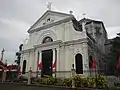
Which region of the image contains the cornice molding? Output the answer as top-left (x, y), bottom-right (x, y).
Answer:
top-left (63, 38), bottom-right (88, 46)
top-left (21, 38), bottom-right (88, 53)
top-left (21, 48), bottom-right (34, 54)
top-left (34, 40), bottom-right (62, 48)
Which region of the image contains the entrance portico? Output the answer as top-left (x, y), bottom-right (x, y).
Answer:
top-left (34, 40), bottom-right (61, 77)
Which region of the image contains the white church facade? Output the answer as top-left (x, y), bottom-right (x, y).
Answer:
top-left (20, 10), bottom-right (108, 78)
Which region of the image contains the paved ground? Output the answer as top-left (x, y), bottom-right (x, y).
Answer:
top-left (0, 83), bottom-right (71, 90)
top-left (0, 83), bottom-right (111, 90)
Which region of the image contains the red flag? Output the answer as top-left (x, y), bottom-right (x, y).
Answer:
top-left (117, 56), bottom-right (120, 69)
top-left (52, 60), bottom-right (56, 68)
top-left (38, 62), bottom-right (42, 70)
top-left (92, 58), bottom-right (97, 69)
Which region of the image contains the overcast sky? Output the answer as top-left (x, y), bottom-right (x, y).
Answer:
top-left (0, 0), bottom-right (120, 64)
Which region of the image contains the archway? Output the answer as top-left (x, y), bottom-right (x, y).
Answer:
top-left (75, 53), bottom-right (83, 74)
top-left (22, 60), bottom-right (27, 74)
top-left (41, 37), bottom-right (53, 77)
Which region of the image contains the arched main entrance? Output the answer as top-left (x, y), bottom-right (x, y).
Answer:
top-left (41, 36), bottom-right (53, 77)
top-left (75, 53), bottom-right (83, 74)
top-left (41, 49), bottom-right (53, 77)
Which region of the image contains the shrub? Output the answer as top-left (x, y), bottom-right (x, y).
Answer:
top-left (46, 77), bottom-right (57, 85)
top-left (96, 75), bottom-right (108, 88)
top-left (82, 77), bottom-right (89, 87)
top-left (89, 75), bottom-right (108, 88)
top-left (55, 78), bottom-right (64, 86)
top-left (88, 76), bottom-right (96, 87)
top-left (73, 75), bottom-right (83, 87)
top-left (63, 78), bottom-right (72, 87)
top-left (39, 77), bottom-right (57, 85)
top-left (38, 75), bottom-right (108, 88)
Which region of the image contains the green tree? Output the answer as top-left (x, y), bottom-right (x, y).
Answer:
top-left (14, 44), bottom-right (23, 66)
top-left (15, 52), bottom-right (21, 65)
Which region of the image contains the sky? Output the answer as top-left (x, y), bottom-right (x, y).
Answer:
top-left (0, 0), bottom-right (120, 64)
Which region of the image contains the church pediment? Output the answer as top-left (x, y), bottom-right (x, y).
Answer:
top-left (28, 10), bottom-right (73, 33)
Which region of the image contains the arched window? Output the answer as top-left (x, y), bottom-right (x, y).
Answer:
top-left (89, 56), bottom-right (93, 68)
top-left (75, 53), bottom-right (83, 74)
top-left (22, 60), bottom-right (26, 74)
top-left (42, 37), bottom-right (53, 43)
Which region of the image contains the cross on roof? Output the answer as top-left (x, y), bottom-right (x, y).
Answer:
top-left (47, 2), bottom-right (52, 11)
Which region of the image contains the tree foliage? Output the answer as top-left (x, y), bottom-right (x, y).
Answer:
top-left (14, 44), bottom-right (23, 66)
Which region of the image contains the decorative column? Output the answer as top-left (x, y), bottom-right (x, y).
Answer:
top-left (37, 51), bottom-right (42, 78)
top-left (52, 48), bottom-right (56, 77)
top-left (56, 48), bottom-right (59, 77)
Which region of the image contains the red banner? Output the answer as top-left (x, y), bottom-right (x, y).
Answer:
top-left (38, 62), bottom-right (42, 70)
top-left (92, 58), bottom-right (97, 69)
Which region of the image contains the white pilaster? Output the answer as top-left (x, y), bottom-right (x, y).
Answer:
top-left (56, 48), bottom-right (60, 77)
top-left (82, 43), bottom-right (89, 76)
top-left (52, 48), bottom-right (56, 77)
top-left (38, 51), bottom-right (42, 77)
